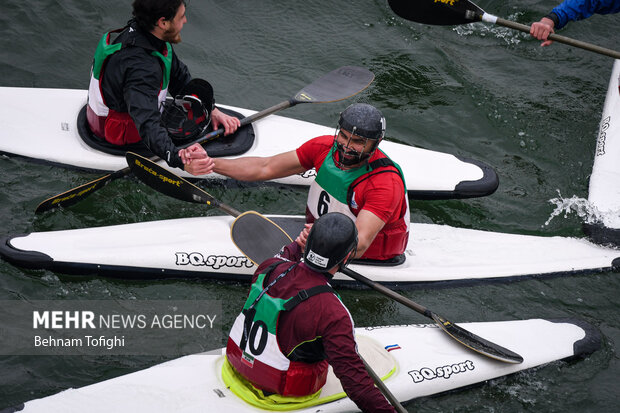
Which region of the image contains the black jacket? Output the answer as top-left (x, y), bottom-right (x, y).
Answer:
top-left (101, 21), bottom-right (191, 168)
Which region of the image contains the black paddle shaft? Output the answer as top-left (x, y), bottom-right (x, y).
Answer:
top-left (230, 212), bottom-right (408, 411)
top-left (35, 66), bottom-right (374, 214)
top-left (229, 212), bottom-right (524, 364)
top-left (340, 267), bottom-right (523, 364)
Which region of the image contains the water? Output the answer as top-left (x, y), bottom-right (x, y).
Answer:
top-left (1, 0), bottom-right (619, 411)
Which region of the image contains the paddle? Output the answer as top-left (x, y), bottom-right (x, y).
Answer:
top-left (338, 267), bottom-right (523, 364)
top-left (360, 355), bottom-right (407, 413)
top-left (127, 151), bottom-right (524, 365)
top-left (387, 0), bottom-right (620, 59)
top-left (126, 152), bottom-right (407, 411)
top-left (127, 152), bottom-right (297, 264)
top-left (35, 66), bottom-right (375, 214)
top-left (231, 212), bottom-right (524, 365)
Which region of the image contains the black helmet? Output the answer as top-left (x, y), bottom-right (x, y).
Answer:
top-left (338, 103), bottom-right (386, 141)
top-left (160, 78), bottom-right (214, 144)
top-left (333, 103), bottom-right (386, 167)
top-left (303, 213), bottom-right (358, 273)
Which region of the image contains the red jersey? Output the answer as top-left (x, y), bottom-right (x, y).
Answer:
top-left (296, 135), bottom-right (409, 260)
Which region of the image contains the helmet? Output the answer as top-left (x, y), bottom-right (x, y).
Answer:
top-left (160, 78), bottom-right (214, 144)
top-left (333, 103), bottom-right (386, 167)
top-left (303, 213), bottom-right (358, 273)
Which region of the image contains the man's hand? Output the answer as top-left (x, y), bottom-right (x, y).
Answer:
top-left (211, 107), bottom-right (241, 136)
top-left (179, 143), bottom-right (214, 176)
top-left (295, 223), bottom-right (313, 251)
top-left (530, 17), bottom-right (555, 47)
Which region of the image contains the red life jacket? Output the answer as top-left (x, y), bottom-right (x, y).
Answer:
top-left (226, 262), bottom-right (335, 396)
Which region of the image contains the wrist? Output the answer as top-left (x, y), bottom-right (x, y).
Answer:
top-left (543, 13), bottom-right (558, 28)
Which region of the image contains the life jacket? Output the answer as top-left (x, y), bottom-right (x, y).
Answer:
top-left (86, 26), bottom-right (172, 145)
top-left (226, 261), bottom-right (337, 397)
top-left (306, 142), bottom-right (410, 260)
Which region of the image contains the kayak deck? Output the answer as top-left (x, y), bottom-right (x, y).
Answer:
top-left (0, 86), bottom-right (498, 200)
top-left (585, 59), bottom-right (620, 246)
top-left (1, 215), bottom-right (618, 286)
top-left (10, 319), bottom-right (600, 412)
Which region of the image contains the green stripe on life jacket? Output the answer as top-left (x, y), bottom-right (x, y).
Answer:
top-left (91, 30), bottom-right (172, 90)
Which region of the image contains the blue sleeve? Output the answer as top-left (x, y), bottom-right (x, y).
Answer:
top-left (551, 0), bottom-right (620, 29)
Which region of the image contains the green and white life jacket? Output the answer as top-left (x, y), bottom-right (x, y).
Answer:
top-left (226, 261), bottom-right (337, 397)
top-left (86, 26), bottom-right (172, 143)
top-left (306, 143), bottom-right (410, 260)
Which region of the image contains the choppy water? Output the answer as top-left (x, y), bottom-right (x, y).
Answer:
top-left (0, 0), bottom-right (618, 411)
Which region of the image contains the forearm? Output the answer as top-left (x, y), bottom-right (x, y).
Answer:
top-left (213, 157), bottom-right (274, 181)
top-left (353, 210), bottom-right (386, 258)
top-left (122, 64), bottom-right (183, 168)
top-left (325, 332), bottom-right (394, 412)
top-left (128, 99), bottom-right (183, 168)
top-left (213, 150), bottom-right (305, 182)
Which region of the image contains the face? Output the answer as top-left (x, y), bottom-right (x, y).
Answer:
top-left (335, 128), bottom-right (373, 168)
top-left (161, 4), bottom-right (187, 44)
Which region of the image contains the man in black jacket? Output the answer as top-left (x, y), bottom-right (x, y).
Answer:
top-left (87, 0), bottom-right (239, 175)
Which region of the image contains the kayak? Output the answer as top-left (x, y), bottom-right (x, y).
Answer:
top-left (0, 86), bottom-right (498, 200)
top-left (584, 59), bottom-right (620, 246)
top-left (2, 215), bottom-right (618, 285)
top-left (5, 318), bottom-right (600, 412)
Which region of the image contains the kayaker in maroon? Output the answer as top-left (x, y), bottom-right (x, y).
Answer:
top-left (226, 213), bottom-right (396, 412)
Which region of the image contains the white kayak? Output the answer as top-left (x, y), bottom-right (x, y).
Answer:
top-left (585, 59), bottom-right (620, 246)
top-left (1, 215), bottom-right (618, 285)
top-left (0, 86), bottom-right (498, 200)
top-left (6, 318), bottom-right (600, 412)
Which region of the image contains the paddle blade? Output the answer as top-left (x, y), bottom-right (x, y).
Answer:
top-left (431, 313), bottom-right (524, 364)
top-left (126, 152), bottom-right (216, 206)
top-left (293, 66), bottom-right (374, 104)
top-left (231, 211), bottom-right (293, 265)
top-left (388, 0), bottom-right (482, 25)
top-left (35, 174), bottom-right (115, 213)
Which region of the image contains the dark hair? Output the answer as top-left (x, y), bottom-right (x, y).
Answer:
top-left (132, 0), bottom-right (186, 32)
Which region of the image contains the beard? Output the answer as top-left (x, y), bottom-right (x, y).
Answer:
top-left (162, 28), bottom-right (182, 44)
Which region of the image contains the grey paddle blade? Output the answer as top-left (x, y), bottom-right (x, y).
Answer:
top-left (293, 66), bottom-right (374, 104)
top-left (431, 313), bottom-right (524, 364)
top-left (231, 211), bottom-right (293, 265)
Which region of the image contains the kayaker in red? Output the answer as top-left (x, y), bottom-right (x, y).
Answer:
top-left (226, 212), bottom-right (396, 412)
top-left (87, 0), bottom-right (240, 175)
top-left (209, 103), bottom-right (410, 261)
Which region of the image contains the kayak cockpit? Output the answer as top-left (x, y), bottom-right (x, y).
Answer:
top-left (219, 334), bottom-right (397, 411)
top-left (76, 105), bottom-right (256, 158)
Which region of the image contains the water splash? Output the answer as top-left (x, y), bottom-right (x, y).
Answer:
top-left (544, 190), bottom-right (604, 226)
top-left (453, 13), bottom-right (528, 46)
